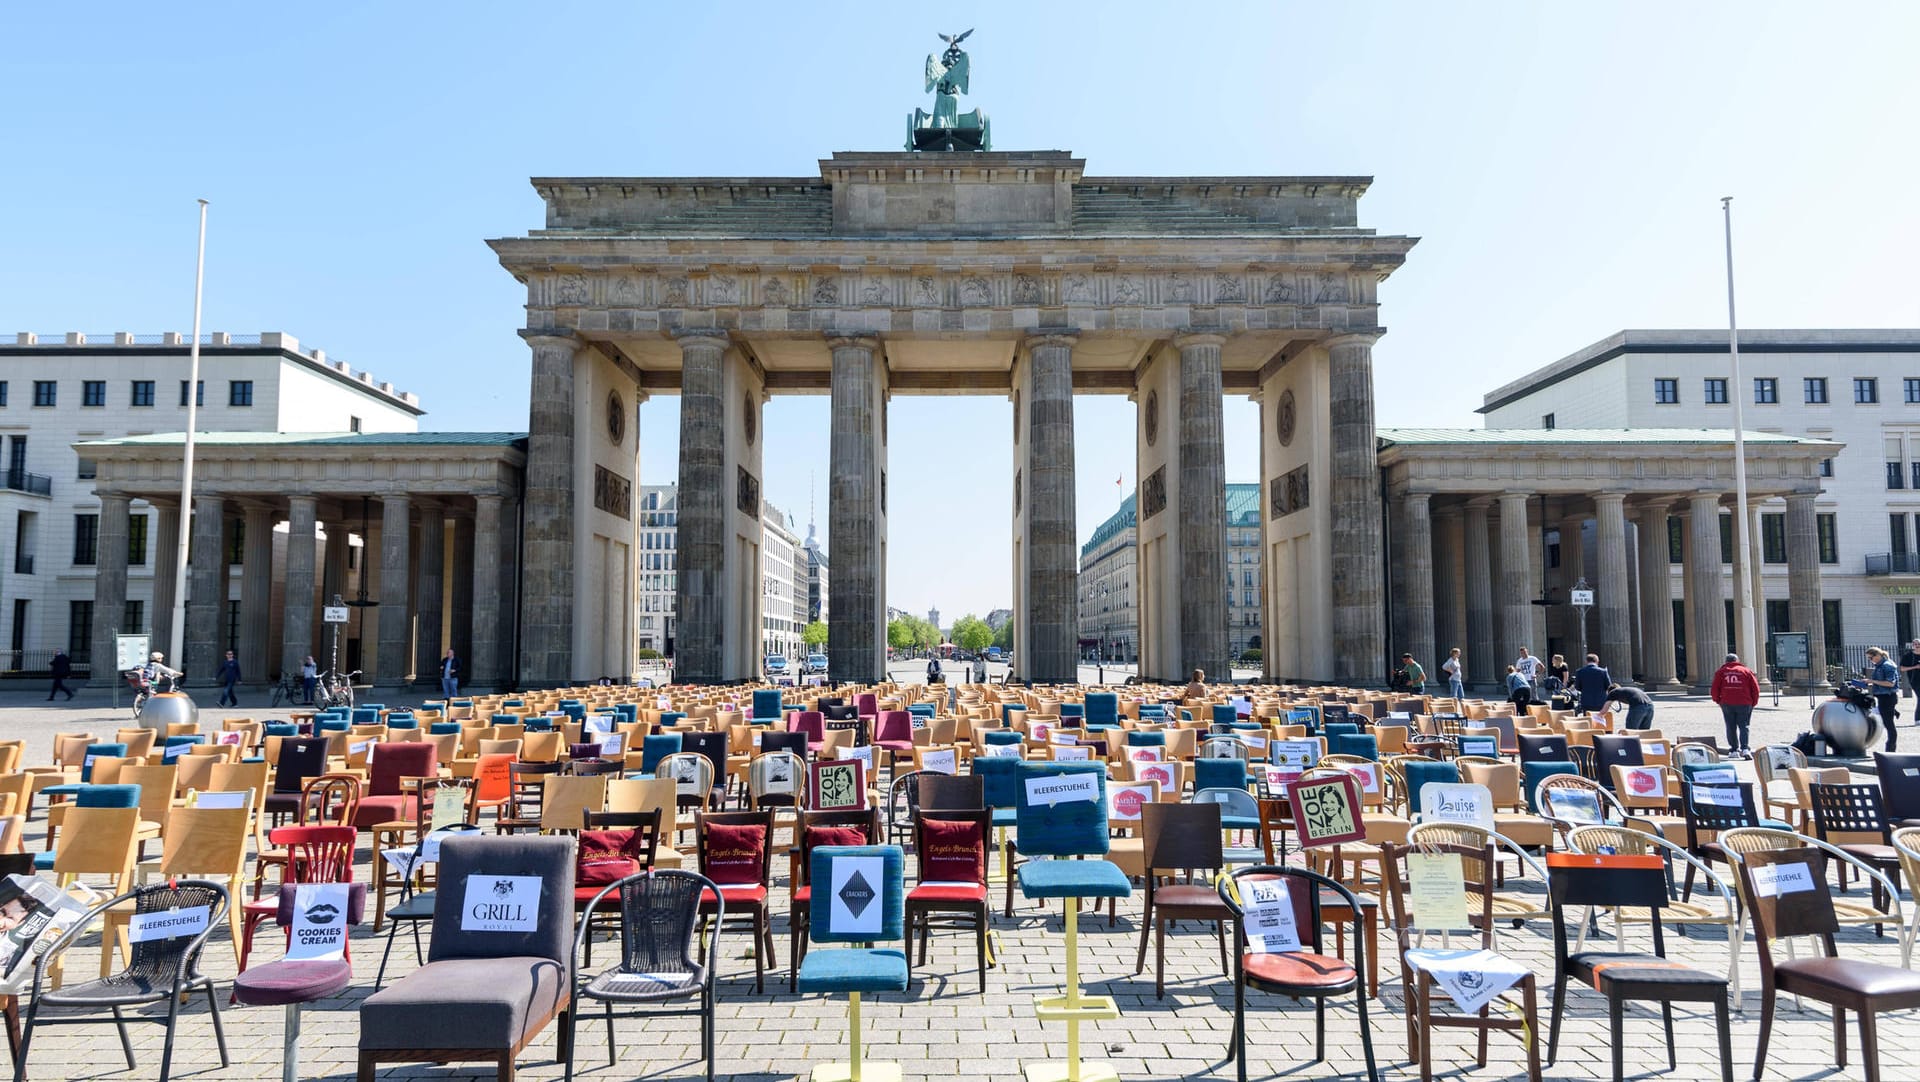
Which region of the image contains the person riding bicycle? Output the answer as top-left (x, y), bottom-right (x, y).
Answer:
top-left (142, 651), bottom-right (182, 693)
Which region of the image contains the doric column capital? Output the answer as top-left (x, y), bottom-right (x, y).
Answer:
top-left (518, 327), bottom-right (579, 350)
top-left (1593, 491), bottom-right (1629, 510)
top-left (96, 490), bottom-right (132, 508)
top-left (1404, 490), bottom-right (1431, 509)
top-left (1464, 494), bottom-right (1497, 511)
top-left (825, 331), bottom-right (880, 352)
top-left (671, 327), bottom-right (731, 352)
top-left (1026, 330), bottom-right (1079, 350)
top-left (1432, 501), bottom-right (1462, 521)
top-left (1171, 329), bottom-right (1227, 351)
top-left (1323, 331), bottom-right (1383, 352)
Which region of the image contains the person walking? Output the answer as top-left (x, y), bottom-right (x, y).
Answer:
top-left (1863, 645), bottom-right (1901, 752)
top-left (1605, 682), bottom-right (1656, 731)
top-left (1710, 652), bottom-right (1761, 758)
top-left (438, 648), bottom-right (461, 698)
top-left (1571, 653), bottom-right (1612, 714)
top-left (216, 650), bottom-right (242, 708)
top-left (1514, 647), bottom-right (1544, 692)
top-left (1899, 639), bottom-right (1920, 699)
top-left (972, 654), bottom-right (986, 684)
top-left (47, 648), bottom-right (74, 701)
top-left (300, 655), bottom-right (318, 705)
top-left (1399, 653), bottom-right (1426, 693)
top-left (1441, 647), bottom-right (1465, 700)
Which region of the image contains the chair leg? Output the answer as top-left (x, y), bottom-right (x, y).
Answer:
top-left (376, 924), bottom-right (399, 990)
top-left (157, 987), bottom-right (182, 1082)
top-left (497, 1050), bottom-right (514, 1082)
top-left (1132, 897), bottom-right (1152, 975)
top-left (206, 984), bottom-right (230, 1068)
top-left (605, 999), bottom-right (616, 1066)
top-left (1155, 916), bottom-right (1167, 999)
top-left (703, 987), bottom-right (716, 1082)
top-left (1861, 1007), bottom-right (1883, 1082)
top-left (1663, 1000), bottom-right (1677, 1071)
top-left (1232, 970), bottom-right (1247, 1082)
top-left (1609, 996), bottom-right (1625, 1082)
top-left (1752, 982), bottom-right (1776, 1082)
top-left (976, 909), bottom-right (988, 993)
top-left (1547, 974), bottom-right (1566, 1064)
top-left (112, 1005), bottom-right (136, 1070)
top-left (1715, 996), bottom-right (1734, 1082)
top-left (1522, 980), bottom-right (1543, 1082)
top-left (1832, 1006), bottom-right (1847, 1069)
top-left (1314, 996), bottom-right (1327, 1062)
top-left (1354, 981), bottom-right (1380, 1082)
top-left (755, 912), bottom-right (767, 994)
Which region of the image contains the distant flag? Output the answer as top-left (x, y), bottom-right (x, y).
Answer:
top-left (1116, 474), bottom-right (1123, 492)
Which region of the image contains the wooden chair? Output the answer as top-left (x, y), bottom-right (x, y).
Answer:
top-left (116, 803), bottom-right (251, 970)
top-left (1718, 827), bottom-right (1905, 948)
top-left (1809, 782), bottom-right (1905, 912)
top-left (47, 806), bottom-right (139, 989)
top-left (906, 806), bottom-right (993, 993)
top-left (1133, 801), bottom-right (1230, 997)
top-left (694, 808), bottom-right (777, 993)
top-left (539, 774), bottom-right (609, 834)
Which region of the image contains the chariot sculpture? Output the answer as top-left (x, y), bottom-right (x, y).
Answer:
top-left (908, 29), bottom-right (990, 151)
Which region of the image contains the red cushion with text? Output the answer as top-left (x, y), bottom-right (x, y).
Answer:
top-left (577, 828), bottom-right (646, 887)
top-left (919, 817), bottom-right (986, 884)
top-left (703, 822), bottom-right (768, 885)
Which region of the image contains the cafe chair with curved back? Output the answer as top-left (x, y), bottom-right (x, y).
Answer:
top-left (13, 880), bottom-right (231, 1082)
top-left (1218, 864), bottom-right (1378, 1082)
top-left (1544, 851), bottom-right (1733, 1082)
top-left (1717, 826), bottom-right (1906, 950)
top-left (797, 844), bottom-right (909, 1082)
top-left (906, 807), bottom-right (992, 992)
top-left (1740, 846), bottom-right (1920, 1082)
top-left (568, 869), bottom-right (722, 1082)
top-left (239, 825), bottom-right (355, 975)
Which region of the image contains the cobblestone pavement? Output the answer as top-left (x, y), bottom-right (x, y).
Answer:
top-left (4, 686), bottom-right (1916, 1081)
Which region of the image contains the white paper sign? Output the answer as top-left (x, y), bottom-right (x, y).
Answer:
top-left (1751, 861), bottom-right (1817, 898)
top-left (1690, 766), bottom-right (1738, 786)
top-left (1128, 746), bottom-right (1165, 763)
top-left (1049, 729), bottom-right (1078, 746)
top-left (1136, 763), bottom-right (1176, 791)
top-left (1242, 734), bottom-right (1269, 751)
top-left (837, 745), bottom-right (876, 771)
top-left (216, 731), bottom-right (246, 747)
top-left (1025, 772), bottom-right (1101, 807)
top-left (826, 854), bottom-right (884, 935)
top-left (669, 756), bottom-right (705, 795)
top-left (920, 748), bottom-right (958, 775)
top-left (128, 905), bottom-right (211, 943)
top-left (1031, 723), bottom-right (1052, 743)
top-left (1420, 783), bottom-right (1494, 828)
top-left (1049, 745), bottom-right (1089, 761)
top-left (1108, 784), bottom-right (1154, 821)
top-left (350, 740), bottom-right (373, 758)
top-left (1269, 740), bottom-right (1320, 772)
top-left (194, 790), bottom-right (250, 810)
top-left (1643, 741), bottom-right (1668, 757)
top-left (598, 732), bottom-right (626, 757)
top-left (985, 742), bottom-right (1023, 758)
top-left (1262, 765), bottom-right (1299, 798)
top-left (1242, 879), bottom-right (1303, 954)
top-left (1348, 763), bottom-right (1382, 795)
top-left (585, 715), bottom-right (615, 736)
top-left (286, 883), bottom-right (350, 961)
top-left (1692, 783), bottom-right (1745, 809)
top-left (757, 756), bottom-right (797, 795)
top-left (460, 874), bottom-right (542, 932)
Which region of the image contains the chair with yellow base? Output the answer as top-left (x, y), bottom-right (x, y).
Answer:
top-left (797, 844), bottom-right (908, 1082)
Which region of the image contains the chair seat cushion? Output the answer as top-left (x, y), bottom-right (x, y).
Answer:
top-left (991, 808), bottom-right (1018, 828)
top-left (1776, 957), bottom-right (1920, 998)
top-left (31, 850), bottom-right (53, 871)
top-left (1018, 859), bottom-right (1132, 899)
top-left (796, 947), bottom-right (909, 994)
top-left (1837, 843), bottom-right (1900, 864)
top-left (352, 795), bottom-right (416, 830)
top-left (583, 965), bottom-right (705, 1002)
top-left (233, 959), bottom-right (352, 1007)
top-left (700, 884), bottom-right (768, 907)
top-left (40, 783), bottom-right (83, 799)
top-left (1490, 814), bottom-right (1555, 847)
top-left (1220, 815), bottom-right (1262, 831)
top-left (386, 892), bottom-right (436, 920)
top-left (792, 885), bottom-right (811, 906)
top-left (1568, 951), bottom-right (1726, 989)
top-left (1153, 884), bottom-right (1229, 910)
top-left (359, 956), bottom-right (568, 1051)
top-left (877, 741), bottom-right (916, 754)
top-left (909, 883), bottom-right (988, 904)
top-left (1243, 951), bottom-right (1356, 990)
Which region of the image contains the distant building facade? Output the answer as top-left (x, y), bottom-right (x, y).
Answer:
top-left (635, 484), bottom-right (678, 656)
top-left (1078, 483), bottom-right (1263, 665)
top-left (761, 502), bottom-right (807, 661)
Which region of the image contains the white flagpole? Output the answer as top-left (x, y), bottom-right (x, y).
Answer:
top-left (168, 199), bottom-right (209, 662)
top-left (1723, 196), bottom-right (1757, 670)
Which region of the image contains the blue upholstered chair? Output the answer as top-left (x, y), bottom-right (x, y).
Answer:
top-left (660, 712), bottom-right (687, 729)
top-left (266, 722), bottom-right (299, 738)
top-left (1332, 732), bottom-right (1379, 762)
top-left (350, 707), bottom-right (379, 727)
top-left (613, 703), bottom-right (639, 726)
top-left (907, 702), bottom-right (936, 721)
top-left (1126, 730), bottom-right (1166, 749)
top-left (640, 733), bottom-right (683, 777)
top-left (500, 698), bottom-right (524, 709)
top-left (1084, 693), bottom-right (1119, 729)
top-left (318, 719), bottom-right (351, 734)
top-left (559, 701), bottom-right (587, 722)
top-left (523, 716), bottom-right (554, 732)
top-left (1059, 703), bottom-right (1084, 721)
top-left (1212, 704), bottom-right (1238, 727)
top-left (797, 844), bottom-right (908, 1082)
top-left (1015, 762), bottom-right (1130, 1082)
top-left (1194, 758), bottom-right (1250, 796)
top-left (1521, 762), bottom-right (1581, 814)
top-left (752, 689), bottom-right (786, 722)
top-left (1001, 703), bottom-right (1026, 728)
top-left (1403, 760), bottom-right (1462, 818)
top-left (429, 721), bottom-right (460, 736)
top-left (385, 713), bottom-right (417, 731)
top-left (983, 729), bottom-right (1023, 749)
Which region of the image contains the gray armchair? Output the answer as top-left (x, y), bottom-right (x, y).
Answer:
top-left (356, 834), bottom-right (576, 1082)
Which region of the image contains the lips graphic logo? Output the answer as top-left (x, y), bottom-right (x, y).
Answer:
top-left (303, 903), bottom-right (340, 924)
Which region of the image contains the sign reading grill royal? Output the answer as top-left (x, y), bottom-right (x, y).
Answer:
top-left (461, 875), bottom-right (541, 933)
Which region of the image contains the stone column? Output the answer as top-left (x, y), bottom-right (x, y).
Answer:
top-left (471, 495), bottom-right (504, 688)
top-left (1626, 520), bottom-right (1645, 679)
top-left (239, 504), bottom-right (275, 683)
top-left (1401, 492), bottom-right (1436, 672)
top-left (321, 520), bottom-right (350, 606)
top-left (1743, 500), bottom-right (1770, 686)
top-left (1432, 504), bottom-right (1466, 666)
top-left (1785, 493), bottom-right (1829, 689)
top-left (1594, 492), bottom-right (1633, 673)
top-left (672, 332), bottom-right (728, 684)
top-left (376, 494), bottom-right (413, 687)
top-left (1686, 493), bottom-right (1728, 691)
top-left (150, 501), bottom-right (180, 658)
top-left (1558, 510), bottom-right (1587, 662)
top-left (1174, 331), bottom-right (1231, 680)
top-left (519, 330), bottom-right (579, 685)
top-left (449, 512), bottom-right (475, 678)
top-left (90, 493), bottom-right (131, 680)
top-left (280, 496), bottom-right (318, 683)
top-left (1024, 332), bottom-right (1079, 683)
top-left (413, 505), bottom-right (445, 682)
top-left (828, 334), bottom-right (883, 685)
top-left (1328, 334), bottom-right (1385, 683)
top-left (1636, 502), bottom-right (1680, 688)
top-left (1496, 492), bottom-right (1534, 663)
top-left (1464, 497), bottom-right (1496, 687)
top-left (184, 496), bottom-right (227, 682)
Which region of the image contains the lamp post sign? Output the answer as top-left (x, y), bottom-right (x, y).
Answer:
top-left (1569, 578), bottom-right (1594, 656)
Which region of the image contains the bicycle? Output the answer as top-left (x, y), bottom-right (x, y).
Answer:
top-left (269, 672), bottom-right (303, 709)
top-left (315, 669), bottom-right (360, 710)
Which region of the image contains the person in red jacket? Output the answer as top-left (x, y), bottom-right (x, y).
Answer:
top-left (1710, 652), bottom-right (1761, 758)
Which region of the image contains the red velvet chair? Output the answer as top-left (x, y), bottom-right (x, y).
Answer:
top-left (788, 711), bottom-right (826, 755)
top-left (351, 743), bottom-right (437, 831)
top-left (875, 711), bottom-right (917, 772)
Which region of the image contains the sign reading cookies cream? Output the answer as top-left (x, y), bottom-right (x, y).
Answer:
top-left (461, 875), bottom-right (541, 932)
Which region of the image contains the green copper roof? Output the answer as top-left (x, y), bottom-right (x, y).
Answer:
top-left (79, 431), bottom-right (527, 449)
top-left (1377, 427), bottom-right (1838, 448)
top-left (1082, 482), bottom-right (1260, 560)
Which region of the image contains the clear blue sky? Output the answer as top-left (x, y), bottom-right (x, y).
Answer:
top-left (6, 2), bottom-right (1917, 622)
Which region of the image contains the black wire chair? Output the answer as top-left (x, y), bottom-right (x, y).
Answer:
top-left (885, 770), bottom-right (926, 850)
top-left (566, 869), bottom-right (722, 1082)
top-left (375, 821), bottom-right (481, 988)
top-left (14, 880), bottom-right (231, 1082)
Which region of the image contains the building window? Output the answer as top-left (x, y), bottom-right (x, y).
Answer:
top-left (1906, 378), bottom-right (1920, 404)
top-left (1704, 378), bottom-right (1728, 404)
top-left (1805, 377), bottom-right (1829, 404)
top-left (178, 380), bottom-right (204, 407)
top-left (128, 513), bottom-right (148, 565)
top-left (31, 381), bottom-right (55, 407)
top-left (1855, 377), bottom-right (1879, 404)
top-left (1817, 512), bottom-right (1839, 564)
top-left (72, 513), bottom-right (98, 566)
top-left (81, 380), bottom-right (105, 407)
top-left (130, 380), bottom-right (155, 407)
top-left (227, 518), bottom-right (245, 565)
top-left (68, 601), bottom-right (91, 659)
top-left (225, 600), bottom-right (241, 654)
top-left (1542, 412), bottom-right (1555, 430)
top-left (1819, 458), bottom-right (1834, 477)
top-left (76, 457), bottom-right (96, 480)
top-left (349, 416), bottom-right (362, 433)
top-left (1761, 513), bottom-right (1786, 564)
top-left (123, 599), bottom-right (143, 635)
top-left (1653, 378), bottom-right (1679, 405)
top-left (0, 382), bottom-right (8, 406)
top-left (1890, 462), bottom-right (1906, 490)
top-left (1755, 377), bottom-right (1778, 404)
top-left (228, 380), bottom-right (253, 407)
top-left (1667, 515), bottom-right (1683, 565)
top-left (1718, 511), bottom-right (1734, 564)
top-left (1912, 463), bottom-right (1920, 490)
top-left (1824, 599), bottom-right (1845, 665)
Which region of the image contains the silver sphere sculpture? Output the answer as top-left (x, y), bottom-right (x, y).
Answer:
top-left (136, 691), bottom-right (199, 735)
top-left (1810, 697), bottom-right (1882, 758)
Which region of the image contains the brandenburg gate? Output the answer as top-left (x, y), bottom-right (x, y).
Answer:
top-left (490, 150), bottom-right (1417, 687)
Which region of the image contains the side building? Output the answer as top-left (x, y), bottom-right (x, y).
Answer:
top-left (633, 482), bottom-right (813, 669)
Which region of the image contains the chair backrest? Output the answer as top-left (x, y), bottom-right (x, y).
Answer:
top-left (301, 773), bottom-right (361, 827)
top-left (808, 844), bottom-right (904, 945)
top-left (1014, 761), bottom-right (1109, 857)
top-left (1809, 782), bottom-right (1890, 844)
top-left (1516, 733), bottom-right (1569, 764)
top-left (119, 880), bottom-right (229, 985)
top-left (1141, 801), bottom-right (1223, 874)
top-left (594, 869), bottom-right (710, 982)
top-left (912, 808), bottom-right (989, 887)
top-left (1593, 734), bottom-right (1644, 779)
top-left (51, 805), bottom-right (138, 879)
top-left (1192, 786), bottom-right (1260, 821)
top-left (1193, 757), bottom-right (1249, 792)
top-left (1873, 752), bottom-right (1920, 822)
top-left (1381, 839), bottom-right (1497, 946)
top-left (160, 804), bottom-right (251, 878)
top-left (970, 754), bottom-right (1023, 811)
top-left (1738, 846), bottom-right (1839, 953)
top-left (680, 731), bottom-right (728, 782)
top-left (746, 752), bottom-right (804, 807)
top-left (429, 833), bottom-right (577, 963)
top-left (917, 772), bottom-right (984, 811)
top-left (1402, 760), bottom-right (1461, 814)
top-left (269, 824), bottom-right (356, 882)
top-left (1520, 761), bottom-right (1581, 813)
top-left (696, 809), bottom-right (774, 887)
top-left (607, 777), bottom-right (676, 819)
top-left (273, 737), bottom-right (330, 794)
top-left (540, 774), bottom-right (609, 832)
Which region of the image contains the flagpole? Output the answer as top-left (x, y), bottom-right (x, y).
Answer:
top-left (1723, 196), bottom-right (1757, 672)
top-left (168, 200), bottom-right (208, 663)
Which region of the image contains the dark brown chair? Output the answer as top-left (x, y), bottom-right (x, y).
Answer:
top-left (1545, 852), bottom-right (1732, 1082)
top-left (1680, 780), bottom-right (1764, 902)
top-left (917, 772), bottom-right (984, 812)
top-left (1133, 801), bottom-right (1230, 997)
top-left (693, 809), bottom-right (776, 993)
top-left (1740, 847), bottom-right (1920, 1082)
top-left (906, 807), bottom-right (992, 992)
top-left (787, 808), bottom-right (881, 991)
top-left (1809, 782), bottom-right (1905, 914)
top-left (573, 808), bottom-right (662, 965)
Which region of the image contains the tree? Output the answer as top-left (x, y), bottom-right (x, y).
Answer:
top-left (802, 620), bottom-right (828, 649)
top-left (992, 620), bottom-right (1014, 651)
top-left (951, 614), bottom-right (993, 654)
top-left (912, 616), bottom-right (941, 652)
top-left (887, 618), bottom-right (915, 651)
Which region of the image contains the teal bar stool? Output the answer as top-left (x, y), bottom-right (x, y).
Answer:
top-left (796, 844), bottom-right (908, 1082)
top-left (1015, 762), bottom-right (1131, 1082)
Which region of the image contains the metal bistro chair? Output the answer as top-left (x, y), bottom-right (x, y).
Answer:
top-left (14, 880), bottom-right (231, 1082)
top-left (375, 821), bottom-right (481, 988)
top-left (567, 870), bottom-right (723, 1082)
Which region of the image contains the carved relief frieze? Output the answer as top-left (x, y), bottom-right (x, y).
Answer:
top-left (763, 277), bottom-right (790, 305)
top-left (663, 276), bottom-right (690, 307)
top-left (913, 275), bottom-right (941, 306)
top-left (812, 276), bottom-right (839, 305)
top-left (861, 277), bottom-right (890, 305)
top-left (961, 275), bottom-right (992, 306)
top-left (709, 274), bottom-right (739, 304)
top-left (1140, 465), bottom-right (1167, 520)
top-left (1113, 276), bottom-right (1144, 304)
top-left (555, 274), bottom-right (590, 305)
top-left (1064, 273), bottom-right (1094, 303)
top-left (1215, 273), bottom-right (1246, 303)
top-left (1012, 274), bottom-right (1041, 305)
